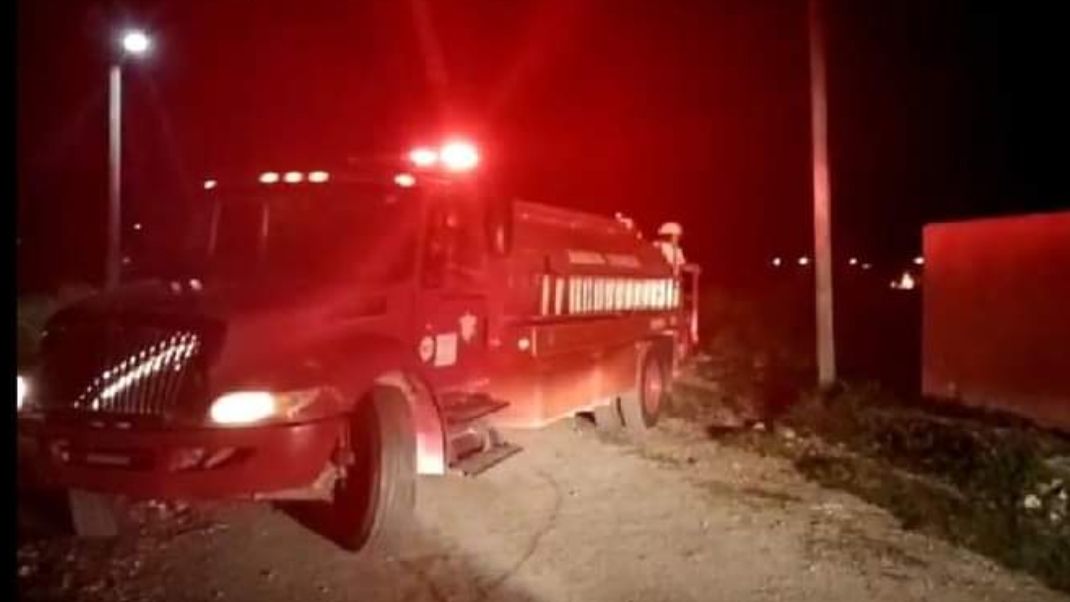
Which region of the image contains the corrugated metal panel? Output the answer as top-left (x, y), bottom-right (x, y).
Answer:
top-left (922, 210), bottom-right (1070, 430)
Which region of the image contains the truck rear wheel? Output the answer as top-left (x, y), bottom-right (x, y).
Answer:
top-left (620, 347), bottom-right (669, 437)
top-left (592, 400), bottom-right (624, 433)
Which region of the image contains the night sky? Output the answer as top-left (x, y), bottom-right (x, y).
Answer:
top-left (17, 0), bottom-right (1069, 292)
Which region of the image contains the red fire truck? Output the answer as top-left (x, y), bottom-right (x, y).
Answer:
top-left (18, 140), bottom-right (701, 552)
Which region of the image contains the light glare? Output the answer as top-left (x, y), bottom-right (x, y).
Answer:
top-left (121, 30), bottom-right (151, 55)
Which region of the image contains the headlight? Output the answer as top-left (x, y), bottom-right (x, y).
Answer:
top-left (17, 375), bottom-right (27, 411)
top-left (209, 391), bottom-right (277, 425)
top-left (208, 389), bottom-right (324, 426)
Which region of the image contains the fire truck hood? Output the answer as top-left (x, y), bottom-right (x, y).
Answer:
top-left (51, 278), bottom-right (335, 323)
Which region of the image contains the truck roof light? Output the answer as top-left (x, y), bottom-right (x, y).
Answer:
top-left (283, 171), bottom-right (304, 184)
top-left (395, 173), bottom-right (416, 188)
top-left (203, 179), bottom-right (217, 190)
top-left (409, 147), bottom-right (438, 168)
top-left (259, 172), bottom-right (280, 184)
top-left (440, 141), bottom-right (479, 172)
top-left (308, 171), bottom-right (329, 183)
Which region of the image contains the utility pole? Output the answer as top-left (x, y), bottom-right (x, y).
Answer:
top-left (809, 0), bottom-right (836, 386)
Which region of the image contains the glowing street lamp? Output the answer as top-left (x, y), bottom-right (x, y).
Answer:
top-left (106, 28), bottom-right (153, 290)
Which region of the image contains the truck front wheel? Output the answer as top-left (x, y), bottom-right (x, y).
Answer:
top-left (325, 385), bottom-right (416, 554)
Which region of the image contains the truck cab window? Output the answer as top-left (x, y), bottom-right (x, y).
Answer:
top-left (423, 199), bottom-right (485, 287)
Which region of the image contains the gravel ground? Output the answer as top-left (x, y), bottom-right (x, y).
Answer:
top-left (18, 418), bottom-right (1066, 602)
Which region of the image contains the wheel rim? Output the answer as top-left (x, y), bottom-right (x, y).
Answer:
top-left (642, 358), bottom-right (664, 417)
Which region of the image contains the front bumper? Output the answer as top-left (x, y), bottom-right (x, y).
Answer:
top-left (21, 417), bottom-right (346, 500)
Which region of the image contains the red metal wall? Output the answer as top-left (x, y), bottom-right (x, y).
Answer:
top-left (922, 210), bottom-right (1070, 430)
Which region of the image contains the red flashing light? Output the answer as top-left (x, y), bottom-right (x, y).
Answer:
top-left (283, 171), bottom-right (304, 184)
top-left (409, 148), bottom-right (438, 168)
top-left (440, 141), bottom-right (479, 172)
top-left (259, 172), bottom-right (280, 184)
top-left (395, 173), bottom-right (416, 188)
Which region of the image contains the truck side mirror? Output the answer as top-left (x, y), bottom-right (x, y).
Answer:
top-left (485, 197), bottom-right (514, 257)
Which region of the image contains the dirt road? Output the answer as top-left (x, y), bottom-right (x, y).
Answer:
top-left (19, 418), bottom-right (1065, 602)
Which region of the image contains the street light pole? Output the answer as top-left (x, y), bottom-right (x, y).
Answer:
top-left (809, 0), bottom-right (836, 386)
top-left (106, 64), bottom-right (122, 290)
top-left (104, 29), bottom-right (151, 291)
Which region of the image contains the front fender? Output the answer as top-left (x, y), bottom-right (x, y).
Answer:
top-left (320, 337), bottom-right (447, 476)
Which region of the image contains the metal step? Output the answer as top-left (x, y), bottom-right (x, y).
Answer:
top-left (440, 394), bottom-right (510, 426)
top-left (450, 442), bottom-right (523, 477)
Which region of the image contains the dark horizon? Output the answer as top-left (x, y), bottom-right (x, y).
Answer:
top-left (17, 0), bottom-right (1069, 292)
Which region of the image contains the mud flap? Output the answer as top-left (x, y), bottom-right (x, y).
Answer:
top-left (68, 489), bottom-right (126, 539)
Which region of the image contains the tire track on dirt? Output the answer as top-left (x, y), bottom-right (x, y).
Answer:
top-left (476, 469), bottom-right (563, 600)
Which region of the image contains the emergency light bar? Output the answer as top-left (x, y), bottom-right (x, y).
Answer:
top-left (407, 140), bottom-right (480, 173)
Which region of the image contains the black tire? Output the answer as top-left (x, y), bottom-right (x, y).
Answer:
top-left (620, 347), bottom-right (669, 438)
top-left (593, 400), bottom-right (624, 433)
top-left (335, 385), bottom-right (416, 554)
top-left (287, 385), bottom-right (416, 555)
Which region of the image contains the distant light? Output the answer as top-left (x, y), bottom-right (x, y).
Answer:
top-left (771, 257), bottom-right (782, 267)
top-left (862, 263), bottom-right (873, 270)
top-left (308, 171), bottom-right (329, 183)
top-left (517, 337), bottom-right (532, 352)
top-left (409, 147), bottom-right (438, 168)
top-left (259, 172), bottom-right (280, 184)
top-left (798, 256), bottom-right (810, 266)
top-left (283, 171), bottom-right (304, 184)
top-left (132, 222), bottom-right (142, 231)
top-left (896, 271), bottom-right (917, 290)
top-left (17, 375), bottom-right (27, 411)
top-left (394, 173), bottom-right (416, 188)
top-left (848, 257), bottom-right (859, 266)
top-left (440, 141), bottom-right (480, 172)
top-left (203, 179), bottom-right (217, 190)
top-left (120, 30), bottom-right (152, 55)
top-left (122, 256), bottom-right (132, 265)
top-left (914, 256), bottom-right (925, 266)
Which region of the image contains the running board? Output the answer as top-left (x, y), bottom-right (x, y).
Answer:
top-left (450, 442), bottom-right (523, 477)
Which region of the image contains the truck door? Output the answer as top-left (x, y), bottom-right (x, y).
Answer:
top-left (417, 195), bottom-right (490, 393)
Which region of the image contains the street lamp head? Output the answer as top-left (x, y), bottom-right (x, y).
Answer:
top-left (120, 30), bottom-right (152, 55)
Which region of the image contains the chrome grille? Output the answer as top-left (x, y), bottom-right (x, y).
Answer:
top-left (42, 327), bottom-right (203, 417)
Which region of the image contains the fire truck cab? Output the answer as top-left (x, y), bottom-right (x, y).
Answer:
top-left (18, 141), bottom-right (701, 553)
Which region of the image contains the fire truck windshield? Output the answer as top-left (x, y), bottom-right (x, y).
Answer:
top-left (200, 183), bottom-right (420, 285)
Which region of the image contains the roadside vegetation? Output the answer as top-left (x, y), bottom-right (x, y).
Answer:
top-left (674, 285), bottom-right (1070, 593)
